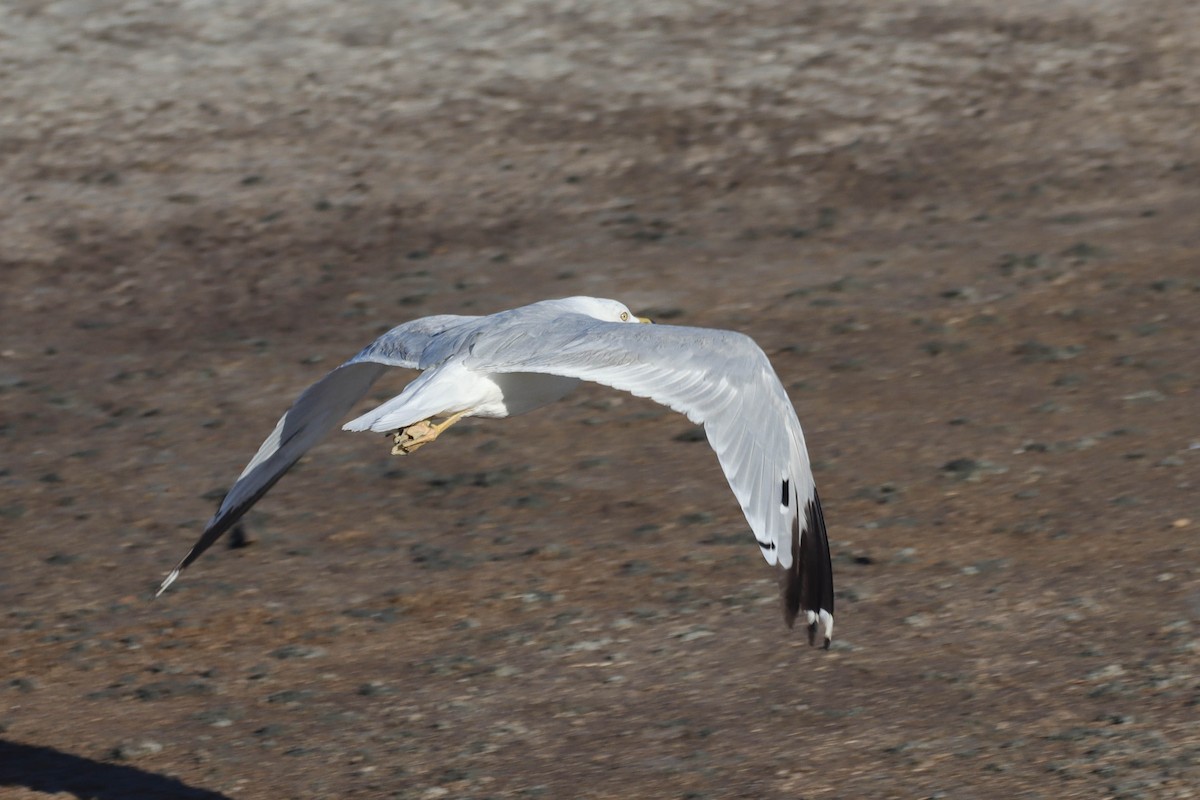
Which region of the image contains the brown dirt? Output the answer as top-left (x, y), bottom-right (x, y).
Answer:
top-left (2, 2), bottom-right (1198, 798)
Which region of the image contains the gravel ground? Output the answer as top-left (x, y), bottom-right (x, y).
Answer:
top-left (2, 2), bottom-right (1198, 798)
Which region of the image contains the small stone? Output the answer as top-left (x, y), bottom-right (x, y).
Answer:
top-left (1012, 340), bottom-right (1083, 363)
top-left (619, 560), bottom-right (652, 577)
top-left (1086, 664), bottom-right (1125, 680)
top-left (9, 677), bottom-right (38, 693)
top-left (112, 740), bottom-right (163, 760)
top-left (532, 542), bottom-right (571, 560)
top-left (1102, 713), bottom-right (1135, 725)
top-left (853, 484), bottom-right (900, 504)
top-left (271, 644), bottom-right (327, 660)
top-left (267, 689), bottom-right (314, 704)
top-left (357, 681), bottom-right (393, 696)
top-left (134, 680), bottom-right (211, 701)
top-left (942, 458), bottom-right (1006, 481)
top-left (942, 458), bottom-right (978, 476)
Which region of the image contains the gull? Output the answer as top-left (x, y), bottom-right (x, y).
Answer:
top-left (156, 297), bottom-right (834, 646)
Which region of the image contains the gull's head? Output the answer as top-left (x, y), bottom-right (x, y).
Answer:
top-left (553, 296), bottom-right (652, 324)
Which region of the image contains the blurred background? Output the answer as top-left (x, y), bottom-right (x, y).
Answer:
top-left (1, 2), bottom-right (1197, 798)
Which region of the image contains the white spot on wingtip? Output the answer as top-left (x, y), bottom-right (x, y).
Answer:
top-left (819, 609), bottom-right (834, 645)
top-left (155, 569), bottom-right (180, 598)
top-left (806, 610), bottom-right (817, 627)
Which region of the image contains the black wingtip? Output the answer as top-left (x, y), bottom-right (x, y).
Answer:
top-left (781, 487), bottom-right (834, 647)
top-left (782, 548), bottom-right (802, 629)
top-left (158, 469), bottom-right (289, 595)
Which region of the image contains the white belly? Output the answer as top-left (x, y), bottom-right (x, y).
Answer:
top-left (343, 361), bottom-right (579, 433)
top-left (483, 372), bottom-right (581, 417)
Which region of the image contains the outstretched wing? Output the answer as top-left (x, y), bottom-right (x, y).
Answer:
top-left (156, 314), bottom-right (478, 595)
top-left (463, 315), bottom-right (834, 644)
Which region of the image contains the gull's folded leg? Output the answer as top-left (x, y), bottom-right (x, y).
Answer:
top-left (391, 420), bottom-right (434, 455)
top-left (390, 411), bottom-right (468, 455)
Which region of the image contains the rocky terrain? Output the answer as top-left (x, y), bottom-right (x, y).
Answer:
top-left (1, 1), bottom-right (1197, 798)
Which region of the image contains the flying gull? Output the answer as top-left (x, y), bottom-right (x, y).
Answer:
top-left (156, 296), bottom-right (834, 647)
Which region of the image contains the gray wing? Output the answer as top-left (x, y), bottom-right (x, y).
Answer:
top-left (156, 314), bottom-right (479, 594)
top-left (463, 317), bottom-right (809, 563)
top-left (465, 315), bottom-right (833, 644)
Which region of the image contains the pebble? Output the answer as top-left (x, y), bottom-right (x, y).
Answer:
top-left (1121, 389), bottom-right (1165, 403)
top-left (942, 458), bottom-right (1007, 481)
top-left (135, 680), bottom-right (212, 701)
top-left (111, 740), bottom-right (164, 760)
top-left (271, 644), bottom-right (327, 660)
top-left (357, 682), bottom-right (393, 696)
top-left (267, 689), bottom-right (314, 705)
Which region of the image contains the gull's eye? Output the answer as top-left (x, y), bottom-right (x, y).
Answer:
top-left (619, 311), bottom-right (630, 321)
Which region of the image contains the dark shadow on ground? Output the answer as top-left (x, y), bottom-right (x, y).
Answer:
top-left (0, 739), bottom-right (233, 800)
